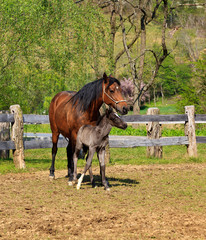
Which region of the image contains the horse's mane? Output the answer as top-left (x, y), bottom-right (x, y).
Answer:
top-left (71, 77), bottom-right (120, 112)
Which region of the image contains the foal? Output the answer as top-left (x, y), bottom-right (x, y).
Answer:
top-left (73, 108), bottom-right (127, 190)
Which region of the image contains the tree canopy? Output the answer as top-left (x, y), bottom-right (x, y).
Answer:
top-left (0, 0), bottom-right (112, 113)
top-left (0, 0), bottom-right (205, 113)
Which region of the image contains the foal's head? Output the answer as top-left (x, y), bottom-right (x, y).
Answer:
top-left (106, 107), bottom-right (127, 130)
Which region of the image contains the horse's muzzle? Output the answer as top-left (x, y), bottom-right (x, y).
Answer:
top-left (122, 122), bottom-right (128, 130)
top-left (122, 106), bottom-right (128, 115)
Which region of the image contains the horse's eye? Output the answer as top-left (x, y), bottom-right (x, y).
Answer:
top-left (109, 89), bottom-right (114, 93)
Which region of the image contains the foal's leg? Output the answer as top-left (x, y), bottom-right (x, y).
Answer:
top-left (49, 132), bottom-right (59, 179)
top-left (97, 147), bottom-right (110, 191)
top-left (83, 145), bottom-right (95, 187)
top-left (88, 167), bottom-right (96, 188)
top-left (71, 149), bottom-right (80, 186)
top-left (70, 141), bottom-right (83, 186)
top-left (77, 148), bottom-right (95, 190)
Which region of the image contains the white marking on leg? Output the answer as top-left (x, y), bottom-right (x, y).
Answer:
top-left (77, 173), bottom-right (85, 190)
top-left (68, 181), bottom-right (73, 186)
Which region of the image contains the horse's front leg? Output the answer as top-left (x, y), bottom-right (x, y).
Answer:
top-left (97, 147), bottom-right (110, 191)
top-left (67, 142), bottom-right (75, 184)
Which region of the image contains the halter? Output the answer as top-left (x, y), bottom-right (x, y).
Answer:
top-left (102, 84), bottom-right (127, 106)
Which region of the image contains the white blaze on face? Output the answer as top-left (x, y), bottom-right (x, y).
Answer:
top-left (114, 113), bottom-right (120, 118)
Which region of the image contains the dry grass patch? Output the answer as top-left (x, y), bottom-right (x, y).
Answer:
top-left (0, 164), bottom-right (206, 239)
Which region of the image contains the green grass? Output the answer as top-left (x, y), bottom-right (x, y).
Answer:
top-left (24, 124), bottom-right (51, 133)
top-left (140, 104), bottom-right (177, 115)
top-left (0, 144), bottom-right (205, 175)
top-left (139, 97), bottom-right (181, 115)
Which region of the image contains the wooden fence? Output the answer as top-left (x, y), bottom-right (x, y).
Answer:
top-left (0, 104), bottom-right (206, 168)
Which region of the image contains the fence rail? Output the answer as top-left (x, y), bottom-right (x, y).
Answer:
top-left (1, 135), bottom-right (206, 151)
top-left (1, 113), bottom-right (206, 124)
top-left (0, 104), bottom-right (206, 168)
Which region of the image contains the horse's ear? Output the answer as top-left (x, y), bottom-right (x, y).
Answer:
top-left (103, 72), bottom-right (108, 83)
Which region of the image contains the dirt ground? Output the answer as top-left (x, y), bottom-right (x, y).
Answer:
top-left (0, 163), bottom-right (206, 240)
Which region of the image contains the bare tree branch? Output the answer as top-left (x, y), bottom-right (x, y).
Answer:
top-left (119, 0), bottom-right (138, 83)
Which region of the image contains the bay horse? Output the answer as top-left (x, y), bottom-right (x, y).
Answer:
top-left (74, 107), bottom-right (127, 190)
top-left (49, 73), bottom-right (128, 185)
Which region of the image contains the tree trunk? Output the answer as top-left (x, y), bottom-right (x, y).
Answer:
top-left (133, 85), bottom-right (140, 114)
top-left (160, 83), bottom-right (164, 104)
top-left (133, 7), bottom-right (147, 115)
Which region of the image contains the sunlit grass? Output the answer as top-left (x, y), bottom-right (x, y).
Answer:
top-left (1, 144), bottom-right (205, 175)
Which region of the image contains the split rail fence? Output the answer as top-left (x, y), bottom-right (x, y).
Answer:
top-left (0, 104), bottom-right (206, 168)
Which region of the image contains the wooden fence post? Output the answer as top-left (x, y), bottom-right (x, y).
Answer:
top-left (0, 110), bottom-right (10, 159)
top-left (10, 105), bottom-right (26, 169)
top-left (146, 107), bottom-right (162, 158)
top-left (185, 105), bottom-right (197, 158)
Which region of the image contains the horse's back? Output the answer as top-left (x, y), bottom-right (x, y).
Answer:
top-left (50, 91), bottom-right (75, 109)
top-left (49, 91), bottom-right (75, 134)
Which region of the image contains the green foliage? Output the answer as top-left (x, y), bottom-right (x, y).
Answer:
top-left (0, 0), bottom-right (112, 113)
top-left (157, 56), bottom-right (192, 97)
top-left (176, 53), bottom-right (206, 114)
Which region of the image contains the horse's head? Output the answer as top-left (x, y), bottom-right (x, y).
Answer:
top-left (106, 107), bottom-right (127, 130)
top-left (102, 73), bottom-right (128, 115)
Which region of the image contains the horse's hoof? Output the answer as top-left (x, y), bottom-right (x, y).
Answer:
top-left (49, 175), bottom-right (55, 180)
top-left (77, 185), bottom-right (81, 190)
top-left (92, 183), bottom-right (97, 188)
top-left (68, 181), bottom-right (74, 186)
top-left (105, 187), bottom-right (110, 191)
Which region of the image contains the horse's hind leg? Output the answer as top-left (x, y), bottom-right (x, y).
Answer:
top-left (86, 154), bottom-right (96, 188)
top-left (88, 167), bottom-right (96, 188)
top-left (81, 146), bottom-right (96, 188)
top-left (67, 141), bottom-right (75, 184)
top-left (49, 132), bottom-right (59, 179)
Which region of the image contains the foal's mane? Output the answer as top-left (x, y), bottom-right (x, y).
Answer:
top-left (71, 76), bottom-right (120, 112)
top-left (96, 112), bottom-right (106, 126)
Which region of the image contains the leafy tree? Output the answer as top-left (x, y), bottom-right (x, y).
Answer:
top-left (97, 0), bottom-right (206, 113)
top-left (0, 0), bottom-right (112, 113)
top-left (156, 55), bottom-right (192, 98)
top-left (176, 52), bottom-right (206, 114)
